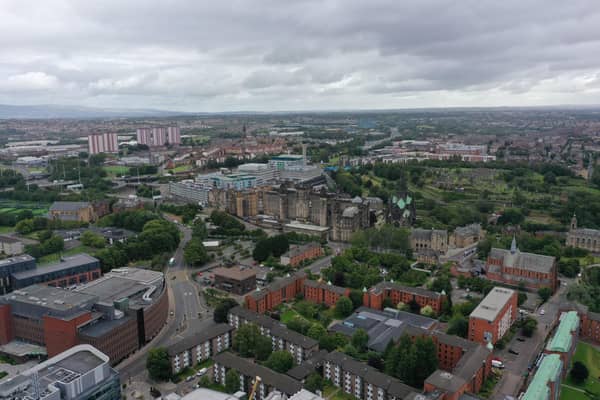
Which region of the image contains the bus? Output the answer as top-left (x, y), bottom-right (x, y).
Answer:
top-left (169, 257), bottom-right (175, 267)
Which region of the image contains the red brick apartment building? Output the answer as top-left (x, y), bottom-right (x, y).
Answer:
top-left (468, 287), bottom-right (518, 345)
top-left (581, 311), bottom-right (600, 343)
top-left (303, 280), bottom-right (349, 307)
top-left (485, 239), bottom-right (558, 292)
top-left (280, 242), bottom-right (323, 267)
top-left (245, 272), bottom-right (305, 313)
top-left (362, 282), bottom-right (446, 314)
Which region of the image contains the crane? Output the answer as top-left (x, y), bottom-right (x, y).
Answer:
top-left (248, 376), bottom-right (262, 400)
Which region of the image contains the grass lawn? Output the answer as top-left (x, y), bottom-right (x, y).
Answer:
top-left (560, 386), bottom-right (589, 400)
top-left (103, 165), bottom-right (129, 176)
top-left (172, 164), bottom-right (194, 173)
top-left (280, 308), bottom-right (300, 324)
top-left (562, 342), bottom-right (600, 398)
top-left (37, 245), bottom-right (97, 264)
top-left (0, 226), bottom-right (14, 234)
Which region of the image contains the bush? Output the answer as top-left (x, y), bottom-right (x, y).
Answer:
top-left (335, 296), bottom-right (354, 318)
top-left (265, 351), bottom-right (295, 373)
top-left (570, 361), bottom-right (589, 384)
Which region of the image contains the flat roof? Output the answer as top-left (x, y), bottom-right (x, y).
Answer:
top-left (76, 268), bottom-right (163, 305)
top-left (3, 284), bottom-right (98, 312)
top-left (213, 266), bottom-right (257, 281)
top-left (470, 287), bottom-right (515, 322)
top-left (284, 222), bottom-right (330, 232)
top-left (11, 253), bottom-right (99, 280)
top-left (0, 254), bottom-right (35, 267)
top-left (546, 311), bottom-right (579, 353)
top-left (522, 354), bottom-right (562, 400)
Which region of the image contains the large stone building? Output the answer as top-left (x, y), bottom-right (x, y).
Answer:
top-left (450, 223), bottom-right (484, 248)
top-left (485, 238), bottom-right (558, 292)
top-left (262, 185), bottom-right (377, 242)
top-left (410, 228), bottom-right (448, 263)
top-left (48, 201), bottom-right (96, 223)
top-left (566, 214), bottom-right (600, 253)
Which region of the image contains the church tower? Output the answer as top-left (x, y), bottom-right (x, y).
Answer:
top-left (570, 214), bottom-right (577, 231)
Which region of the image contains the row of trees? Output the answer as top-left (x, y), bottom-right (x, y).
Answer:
top-left (383, 334), bottom-right (438, 388)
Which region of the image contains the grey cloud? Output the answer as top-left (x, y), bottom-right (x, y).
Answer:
top-left (0, 0), bottom-right (600, 110)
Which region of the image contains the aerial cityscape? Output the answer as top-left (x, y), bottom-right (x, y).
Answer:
top-left (1, 2), bottom-right (600, 400)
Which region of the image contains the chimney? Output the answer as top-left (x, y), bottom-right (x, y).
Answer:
top-left (301, 143), bottom-right (308, 165)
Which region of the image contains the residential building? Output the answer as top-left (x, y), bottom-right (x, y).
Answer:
top-left (485, 237), bottom-right (558, 292)
top-left (88, 132), bottom-right (118, 154)
top-left (245, 272), bottom-right (306, 313)
top-left (0, 235), bottom-right (24, 256)
top-left (237, 163), bottom-right (279, 186)
top-left (303, 280), bottom-right (349, 307)
top-left (521, 354), bottom-right (562, 400)
top-left (169, 180), bottom-right (210, 206)
top-left (323, 351), bottom-right (419, 400)
top-left (10, 253), bottom-right (101, 290)
top-left (0, 268), bottom-right (168, 363)
top-left (544, 311), bottom-right (579, 376)
top-left (0, 344), bottom-right (121, 400)
top-left (580, 310), bottom-right (600, 344)
top-left (228, 306), bottom-right (318, 364)
top-left (167, 323), bottom-right (233, 373)
top-left (280, 242), bottom-right (323, 267)
top-left (468, 287), bottom-right (518, 345)
top-left (136, 126), bottom-right (181, 146)
top-left (330, 307), bottom-right (437, 352)
top-left (0, 255), bottom-right (36, 295)
top-left (566, 214), bottom-right (600, 253)
top-left (213, 352), bottom-right (303, 400)
top-left (363, 282), bottom-right (446, 314)
top-left (49, 201), bottom-right (95, 223)
top-left (213, 266), bottom-right (257, 295)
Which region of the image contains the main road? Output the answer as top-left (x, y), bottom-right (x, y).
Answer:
top-left (117, 224), bottom-right (207, 381)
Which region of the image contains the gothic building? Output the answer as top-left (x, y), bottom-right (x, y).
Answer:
top-left (566, 214), bottom-right (600, 253)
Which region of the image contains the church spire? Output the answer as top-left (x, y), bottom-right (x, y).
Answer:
top-left (510, 235), bottom-right (518, 254)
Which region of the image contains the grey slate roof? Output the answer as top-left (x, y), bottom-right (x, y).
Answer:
top-left (229, 306), bottom-right (318, 349)
top-left (303, 279), bottom-right (347, 295)
top-left (49, 201), bottom-right (91, 212)
top-left (370, 281), bottom-right (442, 299)
top-left (488, 248), bottom-right (555, 273)
top-left (168, 323), bottom-right (233, 356)
top-left (213, 352), bottom-right (303, 395)
top-left (425, 370), bottom-right (466, 393)
top-left (248, 271), bottom-right (306, 300)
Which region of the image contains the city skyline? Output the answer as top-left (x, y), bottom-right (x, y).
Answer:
top-left (1, 1), bottom-right (600, 112)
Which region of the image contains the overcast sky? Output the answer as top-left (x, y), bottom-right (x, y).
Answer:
top-left (1, 0), bottom-right (600, 112)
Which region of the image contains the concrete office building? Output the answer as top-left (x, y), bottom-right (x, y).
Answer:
top-left (169, 180), bottom-right (210, 205)
top-left (468, 287), bottom-right (517, 345)
top-left (10, 253), bottom-right (101, 290)
top-left (88, 132), bottom-right (118, 154)
top-left (0, 268), bottom-right (168, 363)
top-left (0, 344), bottom-right (120, 400)
top-left (0, 255), bottom-right (36, 295)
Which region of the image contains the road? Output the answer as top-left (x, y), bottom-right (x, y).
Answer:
top-left (117, 224), bottom-right (208, 381)
top-left (492, 283), bottom-right (567, 399)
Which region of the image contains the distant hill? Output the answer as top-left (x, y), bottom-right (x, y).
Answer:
top-left (0, 104), bottom-right (189, 119)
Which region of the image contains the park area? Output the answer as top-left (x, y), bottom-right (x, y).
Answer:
top-left (102, 165), bottom-right (129, 176)
top-left (561, 342), bottom-right (600, 400)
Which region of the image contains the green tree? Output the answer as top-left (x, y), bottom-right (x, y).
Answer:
top-left (255, 335), bottom-right (273, 361)
top-left (446, 315), bottom-right (469, 338)
top-left (538, 287), bottom-right (552, 303)
top-left (233, 323), bottom-right (262, 358)
top-left (351, 328), bottom-right (369, 353)
top-left (225, 369), bottom-right (240, 393)
top-left (80, 230), bottom-right (106, 248)
top-left (521, 317), bottom-right (538, 337)
top-left (420, 305), bottom-right (434, 317)
top-left (213, 298), bottom-right (239, 323)
top-left (319, 332), bottom-right (348, 352)
top-left (265, 351), bottom-right (295, 373)
top-left (192, 220), bottom-right (208, 239)
top-left (335, 296), bottom-right (354, 318)
top-left (570, 361), bottom-right (589, 384)
top-left (146, 348), bottom-right (172, 381)
top-left (184, 240), bottom-right (210, 266)
top-left (307, 324), bottom-right (327, 340)
top-left (304, 372), bottom-right (324, 393)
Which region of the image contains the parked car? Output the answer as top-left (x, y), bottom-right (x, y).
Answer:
top-left (198, 368), bottom-right (208, 376)
top-left (509, 348), bottom-right (519, 355)
top-left (539, 309), bottom-right (545, 315)
top-left (516, 337), bottom-right (526, 342)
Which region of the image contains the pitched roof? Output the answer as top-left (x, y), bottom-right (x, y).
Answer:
top-left (213, 352), bottom-right (303, 395)
top-left (303, 279), bottom-right (347, 295)
top-left (248, 271), bottom-right (306, 300)
top-left (167, 323), bottom-right (233, 356)
top-left (213, 266), bottom-right (257, 281)
top-left (488, 248), bottom-right (555, 273)
top-left (370, 281), bottom-right (442, 300)
top-left (49, 201), bottom-right (91, 212)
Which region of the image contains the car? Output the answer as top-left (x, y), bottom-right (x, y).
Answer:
top-left (185, 376), bottom-right (194, 382)
top-left (170, 311), bottom-right (174, 316)
top-left (516, 337), bottom-right (526, 342)
top-left (508, 349), bottom-right (519, 355)
top-left (540, 309), bottom-right (545, 315)
top-left (198, 368), bottom-right (208, 376)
